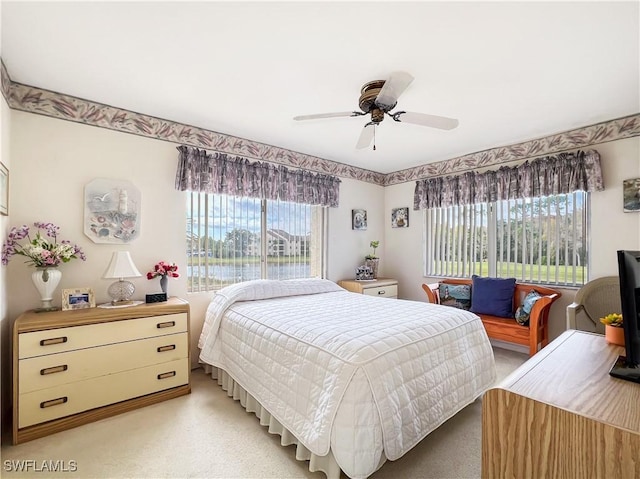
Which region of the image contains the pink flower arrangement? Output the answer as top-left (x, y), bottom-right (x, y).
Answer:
top-left (1, 222), bottom-right (86, 267)
top-left (146, 261), bottom-right (179, 280)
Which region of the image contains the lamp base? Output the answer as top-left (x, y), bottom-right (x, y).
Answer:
top-left (98, 300), bottom-right (144, 309)
top-left (110, 299), bottom-right (135, 306)
top-left (107, 279), bottom-right (136, 304)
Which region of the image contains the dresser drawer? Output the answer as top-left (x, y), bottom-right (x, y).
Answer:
top-left (19, 357), bottom-right (189, 428)
top-left (19, 332), bottom-right (188, 393)
top-left (19, 313), bottom-right (188, 359)
top-left (363, 284), bottom-right (398, 298)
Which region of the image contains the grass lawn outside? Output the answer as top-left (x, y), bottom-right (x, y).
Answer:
top-left (432, 261), bottom-right (585, 285)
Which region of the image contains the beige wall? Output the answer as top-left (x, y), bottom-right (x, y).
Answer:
top-left (1, 105), bottom-right (639, 437)
top-left (328, 177), bottom-right (385, 280)
top-left (0, 93), bottom-right (10, 441)
top-left (384, 137), bottom-right (640, 347)
top-left (6, 111), bottom-right (186, 316)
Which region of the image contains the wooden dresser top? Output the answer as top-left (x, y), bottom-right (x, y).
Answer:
top-left (496, 330), bottom-right (640, 434)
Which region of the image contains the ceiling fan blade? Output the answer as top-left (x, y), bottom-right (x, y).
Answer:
top-left (392, 111), bottom-right (459, 130)
top-left (375, 71), bottom-right (414, 110)
top-left (293, 111), bottom-right (360, 121)
top-left (356, 123), bottom-right (375, 149)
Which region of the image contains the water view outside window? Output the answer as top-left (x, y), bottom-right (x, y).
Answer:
top-left (187, 193), bottom-right (324, 292)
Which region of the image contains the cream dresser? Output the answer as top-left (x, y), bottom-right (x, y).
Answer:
top-left (338, 278), bottom-right (398, 299)
top-left (12, 297), bottom-right (190, 444)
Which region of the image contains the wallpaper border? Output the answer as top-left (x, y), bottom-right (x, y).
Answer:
top-left (385, 114), bottom-right (640, 185)
top-left (2, 61), bottom-right (638, 187)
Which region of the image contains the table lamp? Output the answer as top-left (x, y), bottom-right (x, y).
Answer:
top-left (102, 251), bottom-right (142, 305)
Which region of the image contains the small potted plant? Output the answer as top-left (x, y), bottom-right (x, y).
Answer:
top-left (365, 240), bottom-right (380, 279)
top-left (600, 313), bottom-right (624, 346)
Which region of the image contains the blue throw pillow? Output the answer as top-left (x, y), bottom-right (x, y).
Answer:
top-left (470, 275), bottom-right (516, 318)
top-left (439, 283), bottom-right (471, 310)
top-left (515, 290), bottom-right (542, 326)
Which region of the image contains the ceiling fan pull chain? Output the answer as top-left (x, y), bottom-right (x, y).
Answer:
top-left (373, 125), bottom-right (376, 151)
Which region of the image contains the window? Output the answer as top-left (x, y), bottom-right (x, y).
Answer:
top-left (424, 192), bottom-right (589, 286)
top-left (186, 193), bottom-right (326, 292)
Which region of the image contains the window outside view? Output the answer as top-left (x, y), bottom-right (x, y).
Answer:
top-left (425, 192), bottom-right (589, 286)
top-left (186, 193), bottom-right (323, 292)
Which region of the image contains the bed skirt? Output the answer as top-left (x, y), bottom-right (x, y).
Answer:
top-left (203, 364), bottom-right (352, 479)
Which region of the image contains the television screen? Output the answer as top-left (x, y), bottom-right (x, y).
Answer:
top-left (609, 250), bottom-right (640, 382)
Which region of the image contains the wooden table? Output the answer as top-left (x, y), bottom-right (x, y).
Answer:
top-left (482, 330), bottom-right (640, 478)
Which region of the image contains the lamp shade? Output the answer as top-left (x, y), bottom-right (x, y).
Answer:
top-left (102, 251), bottom-right (142, 279)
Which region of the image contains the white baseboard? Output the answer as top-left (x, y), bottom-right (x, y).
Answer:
top-left (490, 339), bottom-right (528, 355)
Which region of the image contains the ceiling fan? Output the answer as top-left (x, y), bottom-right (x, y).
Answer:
top-left (293, 71), bottom-right (459, 150)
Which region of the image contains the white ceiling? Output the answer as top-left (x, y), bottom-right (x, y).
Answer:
top-left (2, 1), bottom-right (639, 174)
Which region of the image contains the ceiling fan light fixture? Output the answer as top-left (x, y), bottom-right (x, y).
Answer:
top-left (371, 108), bottom-right (384, 123)
top-left (293, 71), bottom-right (459, 149)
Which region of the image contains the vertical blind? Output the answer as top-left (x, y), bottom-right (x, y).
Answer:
top-left (187, 193), bottom-right (322, 292)
top-left (425, 192), bottom-right (588, 286)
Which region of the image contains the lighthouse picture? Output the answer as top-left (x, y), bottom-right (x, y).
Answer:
top-left (84, 178), bottom-right (141, 243)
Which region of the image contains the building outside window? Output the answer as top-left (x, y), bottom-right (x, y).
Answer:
top-left (186, 193), bottom-right (325, 292)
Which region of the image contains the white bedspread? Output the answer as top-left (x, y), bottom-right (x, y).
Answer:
top-left (199, 279), bottom-right (496, 478)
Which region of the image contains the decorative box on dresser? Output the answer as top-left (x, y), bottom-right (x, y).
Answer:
top-left (482, 330), bottom-right (640, 479)
top-left (338, 278), bottom-right (398, 299)
top-left (12, 297), bottom-right (191, 444)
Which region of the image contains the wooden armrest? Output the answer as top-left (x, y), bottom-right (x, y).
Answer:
top-left (528, 293), bottom-right (560, 331)
top-left (421, 283), bottom-right (440, 304)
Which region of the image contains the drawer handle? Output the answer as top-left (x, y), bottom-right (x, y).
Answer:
top-left (378, 290), bottom-right (386, 295)
top-left (40, 336), bottom-right (68, 346)
top-left (157, 345), bottom-right (176, 353)
top-left (40, 365), bottom-right (68, 375)
top-left (156, 321), bottom-right (176, 329)
top-left (40, 397), bottom-right (68, 409)
top-left (157, 371), bottom-right (176, 380)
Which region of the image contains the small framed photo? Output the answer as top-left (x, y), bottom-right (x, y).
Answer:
top-left (62, 288), bottom-right (96, 310)
top-left (623, 177), bottom-right (640, 212)
top-left (391, 207), bottom-right (409, 228)
top-left (352, 209), bottom-right (367, 230)
top-left (355, 265), bottom-right (374, 281)
top-left (0, 161), bottom-right (8, 216)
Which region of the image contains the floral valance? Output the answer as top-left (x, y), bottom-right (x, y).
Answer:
top-left (175, 146), bottom-right (341, 207)
top-left (414, 149), bottom-right (604, 210)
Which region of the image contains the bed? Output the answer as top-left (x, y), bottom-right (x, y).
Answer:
top-left (198, 278), bottom-right (496, 479)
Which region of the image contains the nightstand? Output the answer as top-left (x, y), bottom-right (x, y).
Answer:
top-left (338, 278), bottom-right (398, 299)
top-left (12, 297), bottom-right (191, 444)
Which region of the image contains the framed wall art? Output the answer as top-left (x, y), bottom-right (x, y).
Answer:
top-left (0, 161), bottom-right (8, 216)
top-left (391, 207), bottom-right (409, 228)
top-left (62, 287), bottom-right (96, 310)
top-left (84, 178), bottom-right (141, 243)
top-left (623, 177), bottom-right (640, 212)
top-left (352, 209), bottom-right (367, 230)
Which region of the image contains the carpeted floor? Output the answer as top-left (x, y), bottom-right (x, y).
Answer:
top-left (1, 347), bottom-right (527, 479)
